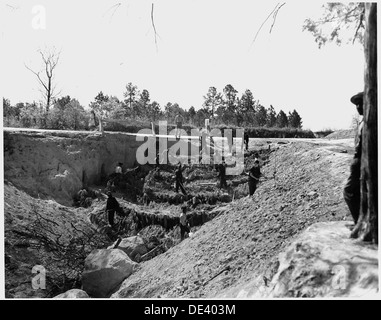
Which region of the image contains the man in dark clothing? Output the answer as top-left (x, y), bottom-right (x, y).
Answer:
top-left (155, 153), bottom-right (160, 168)
top-left (244, 132), bottom-right (249, 151)
top-left (105, 191), bottom-right (121, 228)
top-left (248, 159), bottom-right (261, 196)
top-left (175, 163), bottom-right (187, 195)
top-left (179, 206), bottom-right (190, 240)
top-left (217, 159), bottom-right (227, 189)
top-left (343, 92), bottom-right (364, 224)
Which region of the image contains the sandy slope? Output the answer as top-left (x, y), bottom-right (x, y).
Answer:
top-left (111, 139), bottom-right (354, 298)
top-left (4, 181), bottom-right (98, 298)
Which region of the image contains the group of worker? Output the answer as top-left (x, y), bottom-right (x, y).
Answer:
top-left (171, 153), bottom-right (262, 197)
top-left (103, 118), bottom-right (260, 240)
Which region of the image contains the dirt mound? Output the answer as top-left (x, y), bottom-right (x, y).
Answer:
top-left (4, 180), bottom-right (108, 298)
top-left (325, 129), bottom-right (355, 140)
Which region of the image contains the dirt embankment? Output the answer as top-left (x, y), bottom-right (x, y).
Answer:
top-left (325, 129), bottom-right (356, 140)
top-left (3, 129), bottom-right (218, 206)
top-left (3, 130), bottom-right (146, 206)
top-left (111, 140), bottom-right (356, 298)
top-left (4, 181), bottom-right (99, 298)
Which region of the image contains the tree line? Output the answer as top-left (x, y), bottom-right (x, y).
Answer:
top-left (3, 83), bottom-right (303, 131)
top-left (3, 97), bottom-right (88, 130)
top-left (90, 83), bottom-right (303, 129)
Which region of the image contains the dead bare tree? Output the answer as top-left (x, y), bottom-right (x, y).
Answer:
top-left (25, 49), bottom-right (61, 113)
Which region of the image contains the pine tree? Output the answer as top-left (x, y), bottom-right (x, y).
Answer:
top-left (276, 110), bottom-right (288, 128)
top-left (288, 109), bottom-right (303, 128)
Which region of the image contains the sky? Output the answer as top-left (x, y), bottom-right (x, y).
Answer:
top-left (0, 0), bottom-right (366, 131)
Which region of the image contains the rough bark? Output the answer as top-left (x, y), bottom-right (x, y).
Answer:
top-left (351, 3), bottom-right (378, 243)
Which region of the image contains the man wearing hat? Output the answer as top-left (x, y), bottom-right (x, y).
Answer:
top-left (343, 92), bottom-right (363, 224)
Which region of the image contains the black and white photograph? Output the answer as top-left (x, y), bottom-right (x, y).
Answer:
top-left (1, 0), bottom-right (378, 305)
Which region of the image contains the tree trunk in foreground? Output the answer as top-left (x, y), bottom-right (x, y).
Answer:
top-left (351, 3), bottom-right (378, 243)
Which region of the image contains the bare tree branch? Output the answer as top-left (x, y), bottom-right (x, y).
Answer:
top-left (24, 63), bottom-right (49, 92)
top-left (269, 2), bottom-right (286, 34)
top-left (353, 7), bottom-right (364, 44)
top-left (103, 2), bottom-right (121, 22)
top-left (151, 3), bottom-right (160, 52)
top-left (250, 3), bottom-right (285, 50)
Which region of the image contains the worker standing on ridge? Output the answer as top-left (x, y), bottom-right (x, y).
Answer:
top-left (175, 113), bottom-right (184, 139)
top-left (155, 152), bottom-right (160, 168)
top-left (199, 129), bottom-right (208, 164)
top-left (343, 92), bottom-right (364, 225)
top-left (179, 206), bottom-right (190, 241)
top-left (217, 158), bottom-right (228, 189)
top-left (244, 131), bottom-right (249, 151)
top-left (175, 163), bottom-right (187, 195)
top-left (247, 159), bottom-right (261, 196)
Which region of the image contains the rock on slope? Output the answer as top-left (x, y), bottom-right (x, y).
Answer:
top-left (53, 289), bottom-right (89, 299)
top-left (219, 221), bottom-right (378, 298)
top-left (112, 139), bottom-right (375, 298)
top-left (82, 248), bottom-right (138, 298)
top-left (268, 221), bottom-right (378, 298)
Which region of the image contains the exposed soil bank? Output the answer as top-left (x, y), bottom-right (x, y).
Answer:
top-left (4, 129), bottom-right (199, 206)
